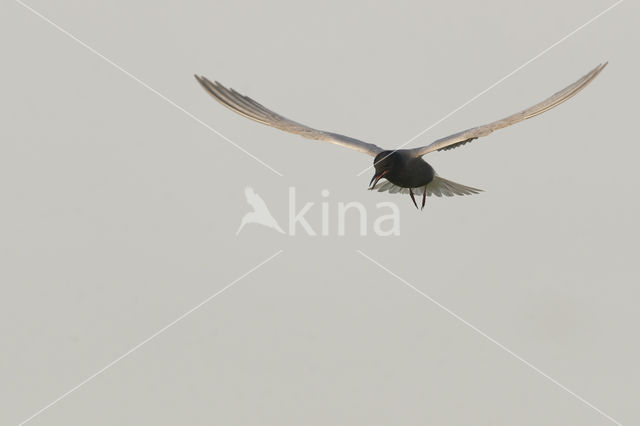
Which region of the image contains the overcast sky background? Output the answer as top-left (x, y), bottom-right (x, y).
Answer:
top-left (1, 0), bottom-right (639, 425)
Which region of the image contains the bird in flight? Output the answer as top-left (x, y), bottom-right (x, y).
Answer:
top-left (195, 63), bottom-right (606, 209)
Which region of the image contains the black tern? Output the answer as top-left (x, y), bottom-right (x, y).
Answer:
top-left (195, 63), bottom-right (606, 209)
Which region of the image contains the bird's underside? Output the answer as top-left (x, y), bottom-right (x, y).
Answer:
top-left (195, 63), bottom-right (606, 209)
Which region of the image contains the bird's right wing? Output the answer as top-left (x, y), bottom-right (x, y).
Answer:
top-left (408, 63), bottom-right (607, 157)
top-left (195, 76), bottom-right (384, 157)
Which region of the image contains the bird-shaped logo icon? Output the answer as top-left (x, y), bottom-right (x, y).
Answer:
top-left (236, 187), bottom-right (284, 235)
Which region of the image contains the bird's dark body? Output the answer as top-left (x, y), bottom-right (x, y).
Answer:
top-left (373, 150), bottom-right (435, 188)
top-left (369, 150), bottom-right (437, 209)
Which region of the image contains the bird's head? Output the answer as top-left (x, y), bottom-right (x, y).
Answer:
top-left (369, 150), bottom-right (398, 190)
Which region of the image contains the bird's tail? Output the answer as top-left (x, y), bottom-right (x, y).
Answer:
top-left (375, 176), bottom-right (482, 197)
top-left (422, 176), bottom-right (482, 197)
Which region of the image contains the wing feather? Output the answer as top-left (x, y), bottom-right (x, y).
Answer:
top-left (195, 76), bottom-right (384, 157)
top-left (409, 63), bottom-right (607, 157)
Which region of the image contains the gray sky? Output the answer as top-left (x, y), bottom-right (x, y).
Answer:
top-left (1, 0), bottom-right (638, 425)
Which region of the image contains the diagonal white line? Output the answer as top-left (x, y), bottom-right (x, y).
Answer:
top-left (356, 250), bottom-right (623, 426)
top-left (15, 0), bottom-right (283, 177)
top-left (356, 0), bottom-right (623, 176)
top-left (17, 250), bottom-right (283, 426)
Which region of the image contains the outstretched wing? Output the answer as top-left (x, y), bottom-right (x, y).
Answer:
top-left (195, 76), bottom-right (384, 157)
top-left (409, 63), bottom-right (607, 157)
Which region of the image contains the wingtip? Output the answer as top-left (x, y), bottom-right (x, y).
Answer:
top-left (594, 62), bottom-right (608, 78)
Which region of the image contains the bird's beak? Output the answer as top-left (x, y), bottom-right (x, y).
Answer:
top-left (368, 170), bottom-right (387, 190)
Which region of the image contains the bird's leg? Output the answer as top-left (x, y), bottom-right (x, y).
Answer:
top-left (421, 188), bottom-right (427, 210)
top-left (409, 188), bottom-right (419, 209)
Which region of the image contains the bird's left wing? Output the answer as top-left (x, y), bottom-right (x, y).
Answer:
top-left (408, 63), bottom-right (607, 157)
top-left (195, 76), bottom-right (384, 157)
